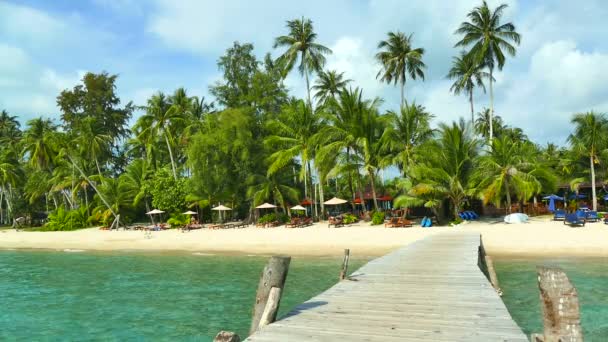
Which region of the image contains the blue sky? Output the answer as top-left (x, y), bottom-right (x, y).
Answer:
top-left (2, 0), bottom-right (608, 145)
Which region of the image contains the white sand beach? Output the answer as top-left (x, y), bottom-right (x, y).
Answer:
top-left (2, 217), bottom-right (608, 257)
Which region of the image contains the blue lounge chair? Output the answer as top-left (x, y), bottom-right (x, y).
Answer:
top-left (468, 211), bottom-right (479, 219)
top-left (586, 211), bottom-right (599, 222)
top-left (553, 209), bottom-right (566, 221)
top-left (564, 213), bottom-right (585, 227)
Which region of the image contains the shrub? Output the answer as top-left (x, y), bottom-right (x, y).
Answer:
top-left (167, 213), bottom-right (189, 228)
top-left (43, 206), bottom-right (88, 231)
top-left (450, 217), bottom-right (463, 226)
top-left (342, 213), bottom-right (357, 224)
top-left (258, 213), bottom-right (289, 224)
top-left (371, 211), bottom-right (385, 225)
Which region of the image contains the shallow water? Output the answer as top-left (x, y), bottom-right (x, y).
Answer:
top-left (0, 250), bottom-right (367, 341)
top-left (495, 257), bottom-right (608, 340)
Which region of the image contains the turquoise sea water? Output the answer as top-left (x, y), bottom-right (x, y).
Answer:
top-left (0, 250), bottom-right (367, 341)
top-left (495, 257), bottom-right (608, 340)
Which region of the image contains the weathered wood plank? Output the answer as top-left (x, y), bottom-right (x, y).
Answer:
top-left (245, 232), bottom-right (527, 341)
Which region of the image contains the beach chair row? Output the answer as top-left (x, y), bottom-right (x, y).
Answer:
top-left (384, 217), bottom-right (414, 228)
top-left (285, 217), bottom-right (313, 228)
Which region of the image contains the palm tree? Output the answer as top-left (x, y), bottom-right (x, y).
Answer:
top-left (381, 103), bottom-right (434, 177)
top-left (0, 110), bottom-right (21, 147)
top-left (474, 108), bottom-right (504, 139)
top-left (265, 100), bottom-right (322, 214)
top-left (375, 31), bottom-right (426, 109)
top-left (455, 0), bottom-right (521, 142)
top-left (409, 119), bottom-right (479, 219)
top-left (473, 137), bottom-right (552, 213)
top-left (75, 117), bottom-right (112, 176)
top-left (317, 88), bottom-right (375, 213)
top-left (568, 111), bottom-right (608, 211)
top-left (0, 149), bottom-right (23, 225)
top-left (312, 70), bottom-right (352, 105)
top-left (274, 17), bottom-right (332, 108)
top-left (22, 118), bottom-right (58, 171)
top-left (247, 173), bottom-right (299, 213)
top-left (446, 51), bottom-right (491, 123)
top-left (357, 97), bottom-right (386, 211)
top-left (137, 92), bottom-right (185, 180)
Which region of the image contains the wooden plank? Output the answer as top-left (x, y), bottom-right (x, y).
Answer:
top-left (245, 232), bottom-right (527, 341)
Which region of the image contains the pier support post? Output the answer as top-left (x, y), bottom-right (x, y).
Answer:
top-left (258, 287), bottom-right (282, 329)
top-left (213, 331), bottom-right (241, 342)
top-left (249, 256), bottom-right (291, 334)
top-left (339, 249), bottom-right (350, 280)
top-left (534, 266), bottom-right (583, 342)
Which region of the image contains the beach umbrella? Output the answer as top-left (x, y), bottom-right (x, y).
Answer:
top-left (182, 210), bottom-right (197, 215)
top-left (255, 202), bottom-right (277, 209)
top-left (542, 194), bottom-right (563, 213)
top-left (290, 205), bottom-right (306, 211)
top-left (146, 209), bottom-right (165, 225)
top-left (212, 205), bottom-right (232, 222)
top-left (324, 197), bottom-right (347, 205)
top-left (569, 193), bottom-right (586, 200)
top-left (504, 213), bottom-right (529, 224)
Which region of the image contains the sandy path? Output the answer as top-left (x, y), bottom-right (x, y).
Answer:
top-left (1, 217), bottom-right (607, 257)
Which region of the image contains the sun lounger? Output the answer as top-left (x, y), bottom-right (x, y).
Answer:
top-left (298, 217), bottom-right (313, 227)
top-left (397, 218), bottom-right (413, 227)
top-left (564, 213), bottom-right (585, 227)
top-left (286, 218), bottom-right (300, 228)
top-left (585, 211), bottom-right (599, 222)
top-left (328, 216), bottom-right (344, 228)
top-left (385, 217), bottom-right (400, 227)
top-left (553, 209), bottom-right (566, 221)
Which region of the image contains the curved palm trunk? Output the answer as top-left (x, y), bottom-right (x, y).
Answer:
top-left (590, 154), bottom-right (597, 211)
top-left (164, 133), bottom-right (178, 180)
top-left (505, 177), bottom-right (512, 214)
top-left (368, 169), bottom-right (379, 211)
top-left (356, 173), bottom-right (367, 214)
top-left (307, 161), bottom-right (317, 218)
top-left (305, 71), bottom-right (313, 109)
top-left (0, 189), bottom-right (4, 225)
top-left (67, 155), bottom-right (118, 219)
top-left (399, 82), bottom-right (405, 109)
top-left (469, 89), bottom-right (475, 125)
top-left (95, 158), bottom-right (102, 177)
top-left (488, 68), bottom-right (494, 143)
top-left (318, 167), bottom-right (325, 219)
top-left (346, 148), bottom-right (356, 211)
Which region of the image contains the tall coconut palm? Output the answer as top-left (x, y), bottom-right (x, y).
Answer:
top-left (274, 17), bottom-right (332, 108)
top-left (0, 149), bottom-right (24, 224)
top-left (312, 70), bottom-right (352, 105)
top-left (446, 51), bottom-right (491, 123)
top-left (22, 118), bottom-right (58, 171)
top-left (375, 31), bottom-right (426, 109)
top-left (568, 111), bottom-right (608, 211)
top-left (316, 88), bottom-right (376, 213)
top-left (455, 0), bottom-right (521, 142)
top-left (247, 173), bottom-right (299, 213)
top-left (137, 92), bottom-right (185, 180)
top-left (265, 99), bottom-right (322, 212)
top-left (381, 103), bottom-right (434, 177)
top-left (357, 97), bottom-right (386, 211)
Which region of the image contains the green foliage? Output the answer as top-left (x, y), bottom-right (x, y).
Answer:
top-left (43, 206), bottom-right (88, 231)
top-left (167, 213), bottom-right (189, 228)
top-left (148, 169), bottom-right (187, 214)
top-left (450, 217), bottom-right (464, 226)
top-left (342, 213), bottom-right (358, 224)
top-left (258, 213), bottom-right (289, 224)
top-left (371, 211), bottom-right (385, 225)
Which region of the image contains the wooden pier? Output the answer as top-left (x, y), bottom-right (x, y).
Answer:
top-left (245, 232), bottom-right (527, 341)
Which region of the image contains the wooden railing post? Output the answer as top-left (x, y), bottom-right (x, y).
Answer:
top-left (533, 266), bottom-right (583, 342)
top-left (249, 256), bottom-right (291, 334)
top-left (339, 249), bottom-right (350, 280)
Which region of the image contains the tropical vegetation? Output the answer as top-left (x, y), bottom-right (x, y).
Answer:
top-left (0, 2), bottom-right (604, 230)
